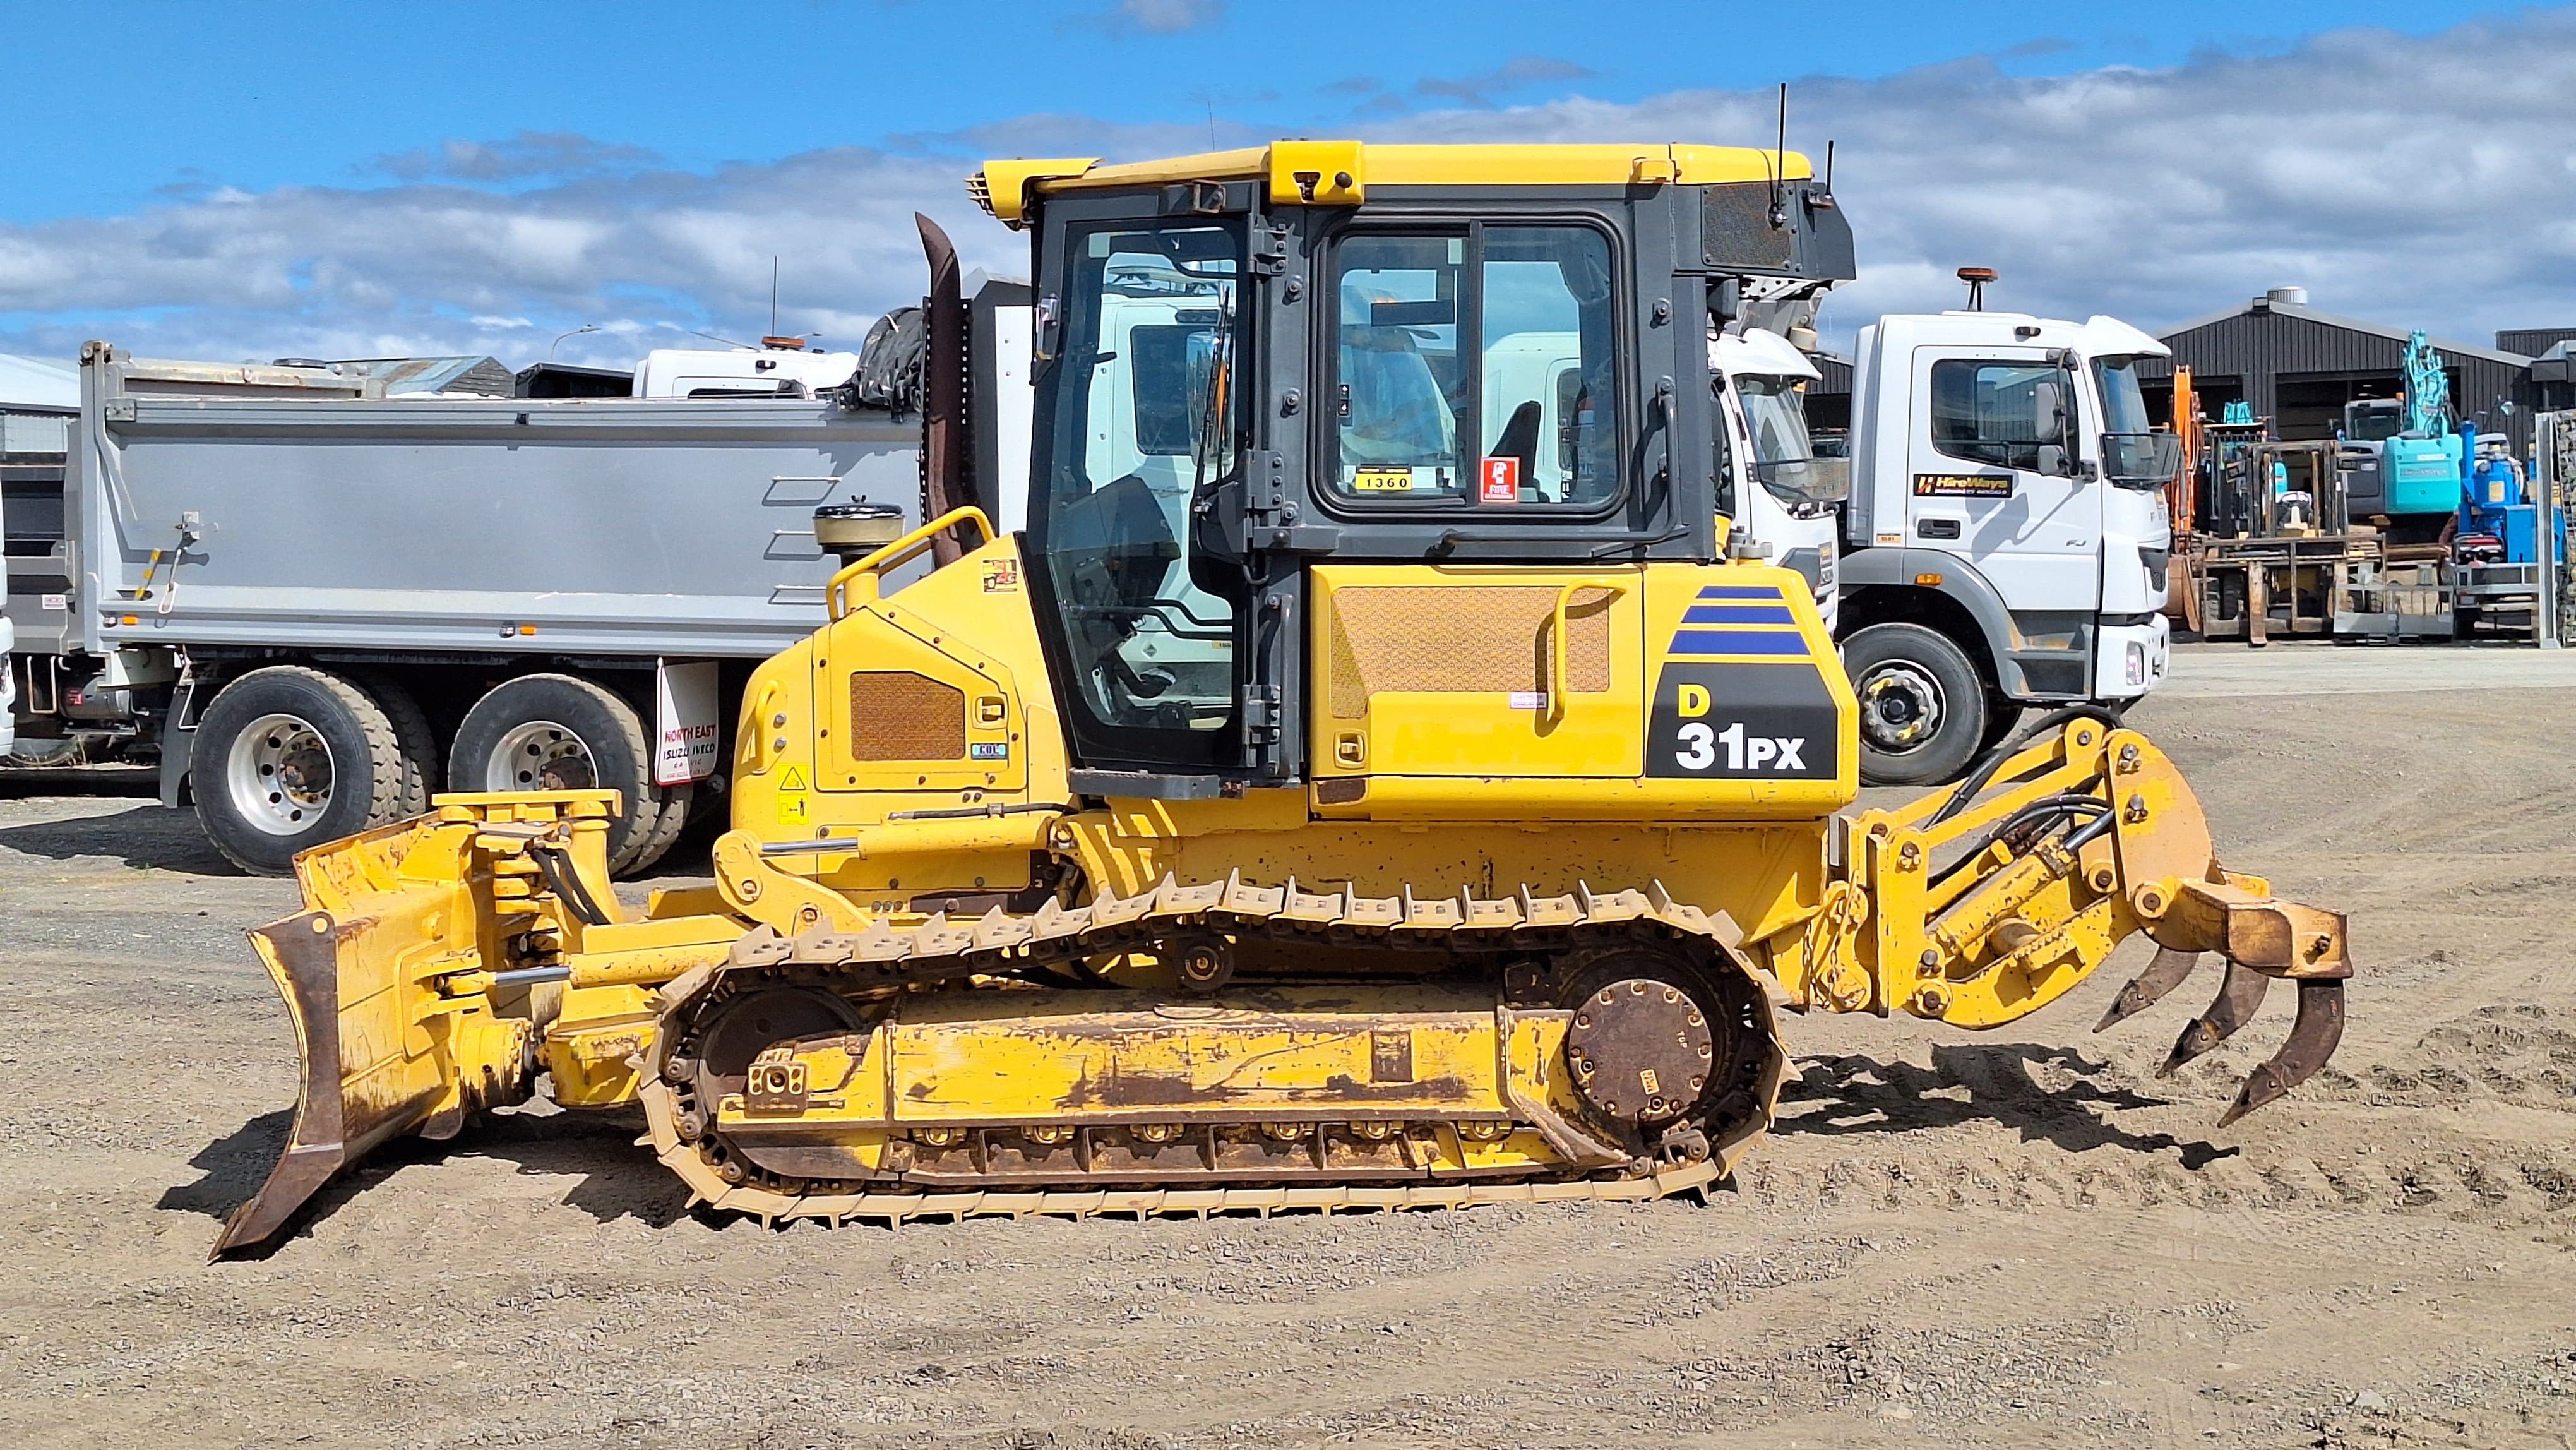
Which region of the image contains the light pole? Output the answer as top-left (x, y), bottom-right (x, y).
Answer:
top-left (549, 324), bottom-right (600, 360)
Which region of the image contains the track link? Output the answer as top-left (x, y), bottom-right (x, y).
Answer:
top-left (639, 873), bottom-right (1789, 1230)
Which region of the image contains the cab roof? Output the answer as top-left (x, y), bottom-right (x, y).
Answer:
top-left (970, 141), bottom-right (1817, 226)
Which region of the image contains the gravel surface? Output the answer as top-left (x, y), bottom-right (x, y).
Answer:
top-left (4, 661), bottom-right (2573, 1448)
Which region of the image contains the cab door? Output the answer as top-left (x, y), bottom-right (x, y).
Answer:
top-left (1903, 348), bottom-right (2101, 611)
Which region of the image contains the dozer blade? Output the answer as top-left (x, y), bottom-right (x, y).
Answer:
top-left (2094, 947), bottom-right (2203, 1033)
top-left (214, 909), bottom-right (460, 1256)
top-left (2157, 957), bottom-right (2271, 1077)
top-left (2218, 978), bottom-right (2346, 1128)
top-left (214, 798), bottom-right (611, 1255)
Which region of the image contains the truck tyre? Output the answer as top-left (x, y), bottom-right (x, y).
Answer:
top-left (193, 666), bottom-right (410, 875)
top-left (624, 782), bottom-right (696, 875)
top-left (1842, 623), bottom-right (1989, 788)
top-left (1977, 698), bottom-right (2025, 759)
top-left (448, 673), bottom-right (666, 875)
top-left (349, 671), bottom-right (439, 818)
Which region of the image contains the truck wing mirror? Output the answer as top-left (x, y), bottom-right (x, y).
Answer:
top-left (2030, 379), bottom-right (2067, 441)
top-left (2034, 443), bottom-right (2070, 478)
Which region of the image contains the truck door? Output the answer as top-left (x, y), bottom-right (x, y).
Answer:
top-left (1903, 348), bottom-right (2100, 613)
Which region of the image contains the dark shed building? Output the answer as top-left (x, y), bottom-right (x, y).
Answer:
top-left (2137, 288), bottom-right (2535, 448)
top-left (1805, 352), bottom-right (1852, 438)
top-left (2496, 327), bottom-right (2576, 358)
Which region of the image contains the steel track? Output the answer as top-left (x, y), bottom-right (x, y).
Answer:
top-left (636, 872), bottom-right (1788, 1229)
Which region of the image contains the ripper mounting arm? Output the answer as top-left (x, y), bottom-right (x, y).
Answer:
top-left (1759, 715), bottom-right (2349, 1125)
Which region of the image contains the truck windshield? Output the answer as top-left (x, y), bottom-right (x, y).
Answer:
top-left (2092, 354), bottom-right (2181, 489)
top-left (2092, 356), bottom-right (2153, 433)
top-left (1029, 218), bottom-right (1243, 770)
top-left (1738, 375), bottom-right (1849, 508)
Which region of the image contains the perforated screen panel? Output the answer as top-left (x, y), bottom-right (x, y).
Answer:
top-left (1327, 585), bottom-right (1614, 719)
top-left (847, 671), bottom-right (968, 761)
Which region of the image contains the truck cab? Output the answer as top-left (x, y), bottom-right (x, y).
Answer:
top-left (1714, 327), bottom-right (1844, 630)
top-left (1838, 311), bottom-right (2179, 783)
top-left (630, 340), bottom-right (859, 398)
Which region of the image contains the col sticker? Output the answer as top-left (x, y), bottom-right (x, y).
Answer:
top-left (969, 741), bottom-right (1010, 761)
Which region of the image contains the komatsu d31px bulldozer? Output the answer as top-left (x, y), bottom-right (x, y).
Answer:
top-left (216, 142), bottom-right (2351, 1254)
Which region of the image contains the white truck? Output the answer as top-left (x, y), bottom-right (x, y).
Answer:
top-left (5, 274), bottom-right (1029, 877)
top-left (630, 339), bottom-right (861, 399)
top-left (1714, 326), bottom-right (1843, 628)
top-left (1834, 311), bottom-right (2179, 783)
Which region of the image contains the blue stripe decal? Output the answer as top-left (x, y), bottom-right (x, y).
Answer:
top-left (1667, 628), bottom-right (1811, 657)
top-left (1694, 585), bottom-right (1783, 601)
top-left (1681, 603), bottom-right (1797, 625)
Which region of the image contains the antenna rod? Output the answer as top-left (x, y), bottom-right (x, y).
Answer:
top-left (1823, 139), bottom-right (1835, 195)
top-left (770, 256), bottom-right (780, 339)
top-left (1770, 84), bottom-right (1789, 228)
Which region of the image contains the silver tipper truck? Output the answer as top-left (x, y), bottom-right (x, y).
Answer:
top-left (8, 273), bottom-right (1027, 875)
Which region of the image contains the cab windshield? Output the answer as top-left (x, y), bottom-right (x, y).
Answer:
top-left (1029, 218), bottom-right (1243, 767)
top-left (2092, 356), bottom-right (2154, 434)
top-left (2092, 354), bottom-right (2181, 489)
top-left (1737, 374), bottom-right (1849, 509)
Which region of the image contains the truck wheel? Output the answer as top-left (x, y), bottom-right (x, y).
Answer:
top-left (623, 782), bottom-right (695, 875)
top-left (1842, 623), bottom-right (1989, 788)
top-left (1977, 698), bottom-right (2025, 758)
top-left (194, 666), bottom-right (410, 875)
top-left (448, 673), bottom-right (665, 875)
top-left (349, 671), bottom-right (439, 817)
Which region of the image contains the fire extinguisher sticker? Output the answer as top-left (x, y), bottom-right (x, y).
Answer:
top-left (1478, 456), bottom-right (1520, 504)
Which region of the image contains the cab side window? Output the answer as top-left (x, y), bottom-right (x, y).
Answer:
top-left (1929, 359), bottom-right (2068, 472)
top-left (1333, 234), bottom-right (1469, 497)
top-left (1326, 223), bottom-right (1622, 508)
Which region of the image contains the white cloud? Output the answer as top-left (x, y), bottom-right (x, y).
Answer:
top-left (7, 13), bottom-right (2575, 369)
top-left (1388, 14), bottom-right (2576, 352)
top-left (0, 147), bottom-right (1022, 368)
top-left (1111, 0), bottom-right (1225, 35)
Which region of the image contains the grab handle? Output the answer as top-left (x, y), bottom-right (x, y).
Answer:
top-left (826, 506), bottom-right (995, 619)
top-left (1544, 580), bottom-right (1628, 724)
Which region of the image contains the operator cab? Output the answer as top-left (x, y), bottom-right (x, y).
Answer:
top-left (977, 143), bottom-right (1855, 793)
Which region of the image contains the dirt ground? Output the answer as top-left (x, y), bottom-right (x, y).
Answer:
top-left (4, 644), bottom-right (2573, 1449)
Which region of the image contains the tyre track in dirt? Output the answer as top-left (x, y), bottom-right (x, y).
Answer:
top-left (4, 666), bottom-right (2575, 1447)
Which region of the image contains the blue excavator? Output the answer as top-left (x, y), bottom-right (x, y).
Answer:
top-left (2339, 332), bottom-right (2542, 632)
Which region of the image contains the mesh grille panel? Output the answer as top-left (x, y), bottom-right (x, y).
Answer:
top-left (1702, 181), bottom-right (1795, 270)
top-left (847, 671), bottom-right (968, 761)
top-left (1328, 585), bottom-right (1614, 719)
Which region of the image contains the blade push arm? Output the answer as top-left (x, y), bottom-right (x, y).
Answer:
top-left (1756, 717), bottom-right (2349, 1123)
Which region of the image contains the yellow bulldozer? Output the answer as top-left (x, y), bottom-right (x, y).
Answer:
top-left (216, 141), bottom-right (2349, 1254)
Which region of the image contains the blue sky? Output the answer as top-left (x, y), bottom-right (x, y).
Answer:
top-left (0, 0), bottom-right (2504, 219)
top-left (0, 1), bottom-right (2567, 367)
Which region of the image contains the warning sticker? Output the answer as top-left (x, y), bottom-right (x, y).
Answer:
top-left (1352, 467), bottom-right (1415, 493)
top-left (981, 558), bottom-right (1021, 592)
top-left (1911, 472), bottom-right (2014, 498)
top-left (776, 764), bottom-right (809, 822)
top-left (1478, 456), bottom-right (1521, 504)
